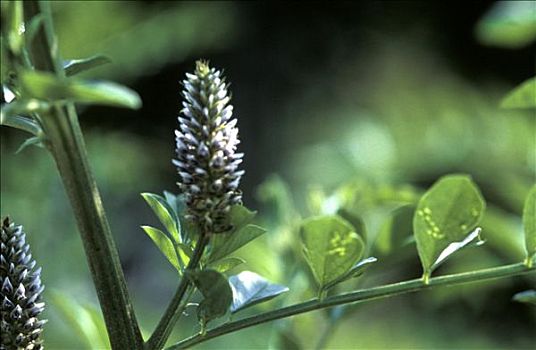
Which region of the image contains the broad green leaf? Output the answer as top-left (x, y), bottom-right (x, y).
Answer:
top-left (337, 208), bottom-right (367, 242)
top-left (141, 192), bottom-right (180, 244)
top-left (300, 215), bottom-right (365, 291)
top-left (501, 77), bottom-right (536, 109)
top-left (141, 226), bottom-right (181, 273)
top-left (188, 269), bottom-right (233, 325)
top-left (475, 1), bottom-right (536, 49)
top-left (375, 205), bottom-right (415, 256)
top-left (413, 175), bottom-right (486, 280)
top-left (19, 70), bottom-right (141, 109)
top-left (512, 290), bottom-right (536, 306)
top-left (523, 185), bottom-right (536, 265)
top-left (323, 256), bottom-right (377, 291)
top-left (431, 227), bottom-right (484, 271)
top-left (228, 271), bottom-right (289, 313)
top-left (209, 224), bottom-right (266, 263)
top-left (223, 205), bottom-right (257, 232)
top-left (64, 55), bottom-right (112, 76)
top-left (208, 257), bottom-right (245, 273)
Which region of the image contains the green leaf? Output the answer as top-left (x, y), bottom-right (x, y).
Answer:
top-left (375, 205), bottom-right (415, 256)
top-left (475, 1), bottom-right (536, 49)
top-left (0, 112), bottom-right (42, 136)
top-left (322, 256), bottom-right (377, 291)
top-left (208, 205), bottom-right (265, 262)
top-left (15, 136), bottom-right (44, 154)
top-left (228, 271), bottom-right (289, 313)
top-left (209, 224), bottom-right (266, 263)
top-left (141, 192), bottom-right (181, 244)
top-left (208, 257), bottom-right (245, 273)
top-left (523, 185), bottom-right (536, 265)
top-left (337, 208), bottom-right (367, 242)
top-left (19, 70), bottom-right (141, 109)
top-left (413, 174), bottom-right (486, 281)
top-left (6, 1), bottom-right (23, 55)
top-left (300, 215), bottom-right (365, 291)
top-left (500, 77), bottom-right (536, 109)
top-left (512, 290), bottom-right (536, 306)
top-left (188, 269), bottom-right (233, 325)
top-left (141, 226), bottom-right (181, 273)
top-left (1, 99), bottom-right (51, 119)
top-left (64, 55), bottom-right (112, 76)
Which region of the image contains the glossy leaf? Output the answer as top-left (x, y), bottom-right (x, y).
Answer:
top-left (512, 290), bottom-right (536, 306)
top-left (20, 70), bottom-right (141, 109)
top-left (431, 227), bottom-right (484, 271)
top-left (413, 175), bottom-right (486, 280)
top-left (64, 55), bottom-right (112, 76)
top-left (208, 257), bottom-right (245, 273)
top-left (500, 77), bottom-right (536, 109)
top-left (141, 226), bottom-right (181, 273)
top-left (0, 112), bottom-right (42, 136)
top-left (523, 185), bottom-right (536, 265)
top-left (228, 271), bottom-right (289, 313)
top-left (300, 215), bottom-right (365, 290)
top-left (188, 269), bottom-right (233, 325)
top-left (141, 192), bottom-right (180, 244)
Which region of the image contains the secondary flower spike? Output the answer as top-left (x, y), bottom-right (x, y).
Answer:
top-left (174, 61), bottom-right (244, 233)
top-left (1, 217), bottom-right (46, 349)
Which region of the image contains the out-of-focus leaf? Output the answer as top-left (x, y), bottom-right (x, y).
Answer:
top-left (323, 256), bottom-right (378, 291)
top-left (15, 136), bottom-right (44, 154)
top-left (375, 204), bottom-right (416, 256)
top-left (413, 175), bottom-right (486, 281)
top-left (208, 257), bottom-right (245, 273)
top-left (300, 215), bottom-right (365, 292)
top-left (1, 99), bottom-right (50, 119)
top-left (0, 112), bottom-right (42, 136)
top-left (19, 70), bottom-right (141, 109)
top-left (141, 192), bottom-right (180, 244)
top-left (141, 225), bottom-right (181, 273)
top-left (209, 224), bottom-right (266, 263)
top-left (501, 77), bottom-right (536, 109)
top-left (188, 269), bottom-right (233, 325)
top-left (523, 185), bottom-right (536, 264)
top-left (63, 55), bottom-right (111, 76)
top-left (228, 271), bottom-right (289, 313)
top-left (476, 0), bottom-right (536, 49)
top-left (512, 289), bottom-right (536, 305)
top-left (6, 1), bottom-right (23, 55)
top-left (337, 208), bottom-right (367, 242)
top-left (49, 291), bottom-right (110, 350)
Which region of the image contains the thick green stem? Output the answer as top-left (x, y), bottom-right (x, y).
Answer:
top-left (23, 2), bottom-right (143, 349)
top-left (168, 262), bottom-right (535, 349)
top-left (146, 233), bottom-right (210, 350)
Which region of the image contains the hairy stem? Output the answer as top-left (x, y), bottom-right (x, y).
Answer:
top-left (168, 262), bottom-right (535, 349)
top-left (146, 233), bottom-right (210, 350)
top-left (23, 2), bottom-right (143, 349)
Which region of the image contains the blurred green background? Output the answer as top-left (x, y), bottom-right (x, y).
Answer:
top-left (1, 1), bottom-right (535, 349)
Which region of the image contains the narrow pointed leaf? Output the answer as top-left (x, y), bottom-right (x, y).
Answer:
top-left (300, 215), bottom-right (365, 290)
top-left (20, 70), bottom-right (141, 109)
top-left (0, 113), bottom-right (42, 136)
top-left (209, 257), bottom-right (245, 273)
top-left (141, 226), bottom-right (181, 273)
top-left (500, 77), bottom-right (536, 109)
top-left (523, 185), bottom-right (536, 263)
top-left (188, 269), bottom-right (233, 324)
top-left (141, 192), bottom-right (181, 244)
top-left (64, 55), bottom-right (112, 76)
top-left (228, 271), bottom-right (289, 313)
top-left (15, 136), bottom-right (43, 154)
top-left (512, 290), bottom-right (536, 305)
top-left (413, 175), bottom-right (486, 279)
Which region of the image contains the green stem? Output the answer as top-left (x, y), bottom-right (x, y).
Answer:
top-left (23, 2), bottom-right (143, 349)
top-left (168, 262), bottom-right (535, 349)
top-left (146, 233), bottom-right (210, 350)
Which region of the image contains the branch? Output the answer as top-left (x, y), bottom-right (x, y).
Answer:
top-left (23, 2), bottom-right (144, 348)
top-left (168, 262), bottom-right (535, 349)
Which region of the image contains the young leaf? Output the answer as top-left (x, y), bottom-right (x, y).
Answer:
top-left (228, 271), bottom-right (289, 313)
top-left (19, 70), bottom-right (141, 109)
top-left (141, 226), bottom-right (181, 273)
top-left (188, 269), bottom-right (233, 325)
top-left (500, 77), bottom-right (536, 109)
top-left (209, 224), bottom-right (266, 263)
top-left (208, 257), bottom-right (245, 273)
top-left (141, 192), bottom-right (181, 244)
top-left (523, 185), bottom-right (536, 266)
top-left (63, 55), bottom-right (112, 76)
top-left (413, 175), bottom-right (486, 281)
top-left (300, 215), bottom-right (365, 291)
